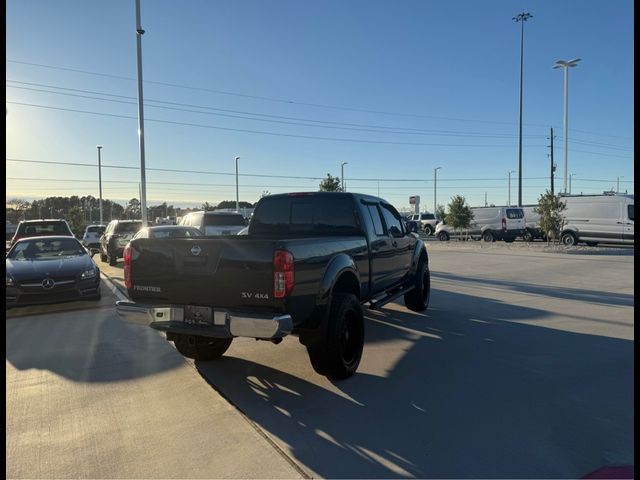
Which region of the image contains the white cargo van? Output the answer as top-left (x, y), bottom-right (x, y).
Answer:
top-left (521, 205), bottom-right (546, 242)
top-left (435, 206), bottom-right (525, 242)
top-left (560, 194), bottom-right (634, 246)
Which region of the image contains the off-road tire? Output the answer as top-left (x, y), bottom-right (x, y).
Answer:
top-left (438, 231), bottom-right (449, 241)
top-left (482, 231), bottom-right (495, 242)
top-left (307, 293), bottom-right (364, 380)
top-left (404, 259), bottom-right (431, 312)
top-left (424, 225), bottom-right (434, 236)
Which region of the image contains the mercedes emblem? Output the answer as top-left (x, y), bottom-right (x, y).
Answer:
top-left (42, 278), bottom-right (55, 289)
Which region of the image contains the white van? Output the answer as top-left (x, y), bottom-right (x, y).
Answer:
top-left (435, 206), bottom-right (525, 242)
top-left (521, 205), bottom-right (546, 242)
top-left (560, 194), bottom-right (634, 246)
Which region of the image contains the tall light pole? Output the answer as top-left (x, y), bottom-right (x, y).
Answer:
top-left (96, 145), bottom-right (103, 224)
top-left (617, 176), bottom-right (624, 193)
top-left (341, 162), bottom-right (348, 192)
top-left (434, 167), bottom-right (442, 212)
top-left (553, 58), bottom-right (581, 194)
top-left (508, 170), bottom-right (516, 206)
top-left (134, 0), bottom-right (148, 226)
top-left (513, 12), bottom-right (533, 207)
top-left (235, 156), bottom-right (240, 212)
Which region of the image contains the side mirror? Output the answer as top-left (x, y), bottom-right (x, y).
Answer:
top-left (89, 248), bottom-right (99, 258)
top-left (389, 226), bottom-right (403, 238)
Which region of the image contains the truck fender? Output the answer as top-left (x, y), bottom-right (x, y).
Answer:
top-left (317, 253), bottom-right (361, 307)
top-left (409, 239), bottom-right (429, 276)
top-left (299, 254), bottom-right (360, 347)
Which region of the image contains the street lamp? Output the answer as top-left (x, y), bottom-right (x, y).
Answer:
top-left (341, 162), bottom-right (348, 192)
top-left (134, 0), bottom-right (148, 227)
top-left (235, 156), bottom-right (240, 212)
top-left (434, 167), bottom-right (442, 212)
top-left (617, 176), bottom-right (624, 193)
top-left (508, 170), bottom-right (516, 206)
top-left (513, 11), bottom-right (533, 207)
top-left (553, 58), bottom-right (581, 194)
top-left (96, 145), bottom-right (103, 224)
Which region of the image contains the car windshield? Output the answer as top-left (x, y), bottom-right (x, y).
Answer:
top-left (18, 221), bottom-right (71, 236)
top-left (87, 226), bottom-right (105, 234)
top-left (115, 222), bottom-right (142, 233)
top-left (8, 238), bottom-right (86, 260)
top-left (150, 228), bottom-right (203, 238)
top-left (203, 214), bottom-right (246, 226)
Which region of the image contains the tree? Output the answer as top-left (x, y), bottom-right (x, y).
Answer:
top-left (434, 204), bottom-right (446, 222)
top-left (68, 206), bottom-right (85, 236)
top-left (319, 174), bottom-right (341, 192)
top-left (125, 198), bottom-right (141, 219)
top-left (7, 198), bottom-right (30, 221)
top-left (534, 190), bottom-right (567, 243)
top-left (445, 195), bottom-right (474, 239)
top-left (214, 200), bottom-right (253, 210)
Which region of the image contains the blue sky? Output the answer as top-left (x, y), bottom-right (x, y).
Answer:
top-left (6, 0), bottom-right (634, 211)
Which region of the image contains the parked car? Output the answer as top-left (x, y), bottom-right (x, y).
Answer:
top-left (559, 194), bottom-right (634, 246)
top-left (10, 219), bottom-right (74, 247)
top-left (6, 236), bottom-right (101, 308)
top-left (179, 211), bottom-right (247, 235)
top-left (99, 220), bottom-right (143, 266)
top-left (81, 224), bottom-right (106, 250)
top-left (435, 206), bottom-right (526, 242)
top-left (132, 225), bottom-right (203, 239)
top-left (408, 212), bottom-right (440, 235)
top-left (116, 192), bottom-right (430, 380)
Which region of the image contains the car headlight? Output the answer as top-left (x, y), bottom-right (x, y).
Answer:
top-left (80, 268), bottom-right (97, 279)
top-left (6, 275), bottom-right (14, 286)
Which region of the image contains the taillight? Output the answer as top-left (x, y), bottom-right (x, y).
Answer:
top-left (273, 249), bottom-right (294, 298)
top-left (502, 218), bottom-right (507, 230)
top-left (123, 244), bottom-right (132, 289)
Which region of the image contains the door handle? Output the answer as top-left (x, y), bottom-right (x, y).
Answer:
top-left (392, 241), bottom-right (398, 247)
top-left (617, 221), bottom-right (623, 224)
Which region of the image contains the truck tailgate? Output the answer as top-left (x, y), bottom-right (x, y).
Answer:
top-left (128, 237), bottom-right (278, 309)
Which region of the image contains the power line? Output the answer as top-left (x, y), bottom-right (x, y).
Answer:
top-left (7, 58), bottom-right (554, 127)
top-left (7, 100), bottom-right (546, 148)
top-left (8, 80), bottom-right (548, 139)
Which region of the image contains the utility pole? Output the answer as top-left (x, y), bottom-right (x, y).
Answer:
top-left (97, 145), bottom-right (103, 224)
top-left (549, 127), bottom-right (555, 195)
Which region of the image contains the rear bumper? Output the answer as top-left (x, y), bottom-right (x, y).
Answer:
top-left (116, 300), bottom-right (293, 339)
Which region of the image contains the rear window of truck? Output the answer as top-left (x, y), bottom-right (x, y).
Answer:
top-left (17, 221), bottom-right (72, 236)
top-left (252, 195), bottom-right (359, 234)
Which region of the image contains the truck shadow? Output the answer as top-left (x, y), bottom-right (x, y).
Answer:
top-left (5, 288), bottom-right (183, 382)
top-left (196, 288), bottom-right (633, 478)
top-left (431, 271), bottom-right (634, 308)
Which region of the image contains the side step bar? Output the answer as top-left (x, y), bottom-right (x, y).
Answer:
top-left (369, 284), bottom-right (414, 310)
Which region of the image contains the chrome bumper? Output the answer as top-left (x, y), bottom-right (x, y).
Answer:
top-left (115, 300), bottom-right (293, 339)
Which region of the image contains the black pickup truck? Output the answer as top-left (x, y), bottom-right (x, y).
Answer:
top-left (116, 192), bottom-right (430, 379)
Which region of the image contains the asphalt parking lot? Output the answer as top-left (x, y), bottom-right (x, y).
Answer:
top-left (6, 241), bottom-right (634, 478)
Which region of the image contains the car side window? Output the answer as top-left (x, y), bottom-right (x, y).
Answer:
top-left (365, 205), bottom-right (385, 236)
top-left (628, 205), bottom-right (634, 221)
top-left (380, 204), bottom-right (404, 236)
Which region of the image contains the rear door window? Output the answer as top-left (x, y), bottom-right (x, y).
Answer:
top-left (506, 209), bottom-right (524, 219)
top-left (115, 222), bottom-right (142, 234)
top-left (365, 205), bottom-right (385, 236)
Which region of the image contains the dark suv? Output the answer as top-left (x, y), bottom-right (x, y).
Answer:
top-left (99, 220), bottom-right (142, 266)
top-left (10, 219), bottom-right (74, 247)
